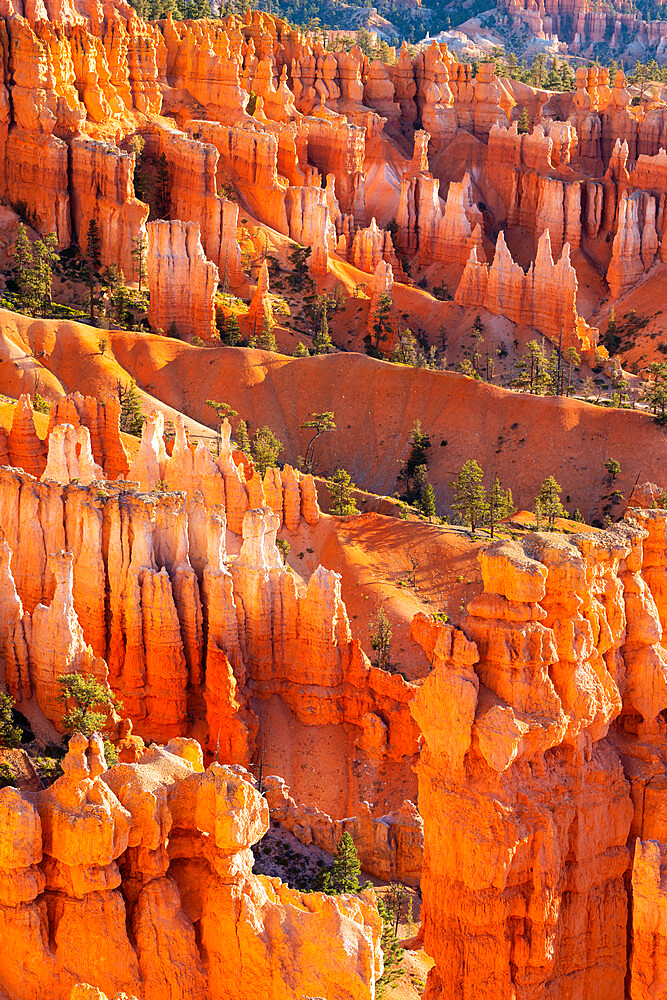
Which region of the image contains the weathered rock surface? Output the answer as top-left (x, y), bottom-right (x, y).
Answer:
top-left (147, 220), bottom-right (219, 340)
top-left (411, 511), bottom-right (667, 1000)
top-left (0, 735), bottom-right (383, 1000)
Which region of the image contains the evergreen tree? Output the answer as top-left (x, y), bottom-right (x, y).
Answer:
top-left (319, 832), bottom-right (362, 894)
top-left (57, 672), bottom-right (121, 738)
top-left (33, 232), bottom-right (59, 316)
top-left (128, 134), bottom-right (150, 203)
top-left (109, 267), bottom-right (130, 327)
top-left (312, 297), bottom-right (333, 354)
top-left (563, 346), bottom-right (580, 396)
top-left (156, 153), bottom-right (170, 218)
top-left (235, 418), bottom-right (251, 455)
top-left (302, 411), bottom-right (335, 473)
top-left (258, 318), bottom-right (277, 352)
top-left (116, 379), bottom-right (145, 436)
top-left (0, 692), bottom-right (22, 748)
top-left (369, 607), bottom-right (392, 672)
top-left (487, 477), bottom-right (515, 537)
top-left (293, 341), bottom-right (309, 357)
top-left (131, 233), bottom-right (148, 292)
top-left (85, 218), bottom-right (102, 326)
top-left (513, 339), bottom-right (551, 393)
top-left (517, 107), bottom-right (530, 132)
top-left (216, 310), bottom-right (241, 346)
top-left (604, 458), bottom-right (621, 482)
top-left (397, 420), bottom-right (431, 505)
top-left (376, 895), bottom-right (405, 998)
top-left (640, 362), bottom-right (667, 423)
top-left (206, 400), bottom-right (238, 424)
top-left (451, 459), bottom-right (487, 533)
top-left (327, 468), bottom-right (360, 516)
top-left (13, 222), bottom-right (33, 311)
top-left (250, 425), bottom-right (283, 476)
top-left (370, 292), bottom-right (393, 353)
top-left (536, 475), bottom-right (566, 529)
top-left (420, 481), bottom-right (436, 519)
top-left (287, 244), bottom-right (312, 291)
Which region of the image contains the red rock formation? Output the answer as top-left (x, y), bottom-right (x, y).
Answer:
top-left (42, 423), bottom-right (103, 485)
top-left (456, 228), bottom-right (599, 354)
top-left (0, 735), bottom-right (383, 1000)
top-left (396, 170), bottom-right (483, 267)
top-left (147, 220), bottom-right (218, 341)
top-left (47, 392), bottom-right (130, 479)
top-left (69, 136), bottom-right (148, 277)
top-left (487, 122), bottom-right (582, 256)
top-left (246, 258), bottom-right (273, 339)
top-left (607, 190), bottom-right (661, 297)
top-left (6, 394), bottom-right (47, 478)
top-left (411, 511), bottom-right (667, 1000)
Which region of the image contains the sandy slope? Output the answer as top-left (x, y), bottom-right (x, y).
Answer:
top-left (0, 308), bottom-right (664, 519)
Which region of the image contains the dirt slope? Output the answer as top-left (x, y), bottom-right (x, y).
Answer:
top-left (1, 309), bottom-right (664, 519)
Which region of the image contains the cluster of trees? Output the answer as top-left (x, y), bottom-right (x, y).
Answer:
top-left (451, 461), bottom-right (581, 533)
top-left (11, 224), bottom-right (59, 317)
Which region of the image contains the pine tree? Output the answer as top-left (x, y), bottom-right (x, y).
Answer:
top-left (312, 304), bottom-right (333, 354)
top-left (235, 418), bottom-right (251, 455)
top-left (369, 607), bottom-right (392, 671)
top-left (258, 318), bottom-right (277, 352)
top-left (397, 420), bottom-right (431, 505)
top-left (33, 233), bottom-right (59, 316)
top-left (319, 832), bottom-right (362, 894)
top-left (420, 481), bottom-right (436, 519)
top-left (564, 346), bottom-right (580, 396)
top-left (57, 672), bottom-right (122, 738)
top-left (13, 224), bottom-right (41, 315)
top-left (487, 477), bottom-right (515, 537)
top-left (206, 400), bottom-right (238, 423)
top-left (250, 426), bottom-right (283, 476)
top-left (327, 468), bottom-right (360, 516)
top-left (216, 310), bottom-right (241, 346)
top-left (110, 267), bottom-right (130, 327)
top-left (513, 339), bottom-right (550, 394)
top-left (116, 379), bottom-right (145, 436)
top-left (0, 692), bottom-right (22, 748)
top-left (451, 460), bottom-right (488, 533)
top-left (370, 292), bottom-right (393, 353)
top-left (376, 895), bottom-right (405, 997)
top-left (156, 153), bottom-right (170, 218)
top-left (302, 411), bottom-right (335, 473)
top-left (517, 107), bottom-right (530, 132)
top-left (536, 475), bottom-right (566, 530)
top-left (131, 233), bottom-right (148, 292)
top-left (85, 218), bottom-right (102, 326)
top-left (604, 458), bottom-right (621, 482)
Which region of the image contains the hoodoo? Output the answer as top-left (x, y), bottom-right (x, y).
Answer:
top-left (0, 2), bottom-right (664, 998)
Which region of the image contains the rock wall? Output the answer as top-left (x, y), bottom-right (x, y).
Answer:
top-left (146, 220), bottom-right (219, 340)
top-left (411, 509), bottom-right (667, 1000)
top-left (0, 735), bottom-right (382, 1000)
top-left (0, 462), bottom-right (417, 808)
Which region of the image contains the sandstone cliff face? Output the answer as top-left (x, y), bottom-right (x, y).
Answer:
top-left (411, 510), bottom-right (667, 1000)
top-left (0, 735), bottom-right (382, 1000)
top-left (0, 461), bottom-right (417, 873)
top-left (146, 220), bottom-right (218, 340)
